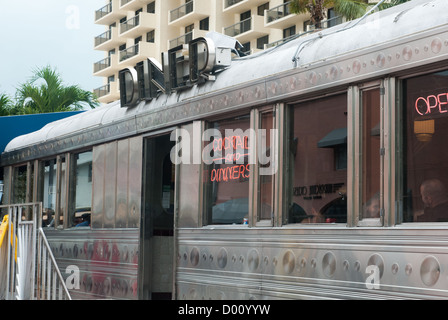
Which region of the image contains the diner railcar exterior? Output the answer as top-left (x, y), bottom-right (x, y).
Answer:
top-left (2, 0), bottom-right (448, 299)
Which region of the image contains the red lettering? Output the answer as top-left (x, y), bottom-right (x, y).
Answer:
top-left (415, 96), bottom-right (427, 115)
top-left (238, 165), bottom-right (245, 178)
top-left (232, 166), bottom-right (239, 180)
top-left (427, 95), bottom-right (438, 113)
top-left (245, 164), bottom-right (250, 178)
top-left (209, 164), bottom-right (251, 182)
top-left (415, 92), bottom-right (448, 116)
top-left (438, 93), bottom-right (448, 113)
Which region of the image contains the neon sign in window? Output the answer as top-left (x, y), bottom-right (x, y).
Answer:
top-left (415, 93), bottom-right (448, 116)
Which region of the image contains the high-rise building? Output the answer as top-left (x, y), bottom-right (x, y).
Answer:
top-left (92, 0), bottom-right (341, 104)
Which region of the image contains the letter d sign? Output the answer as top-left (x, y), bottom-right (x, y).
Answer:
top-left (66, 265), bottom-right (80, 290)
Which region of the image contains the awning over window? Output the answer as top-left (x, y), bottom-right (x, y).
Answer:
top-left (317, 127), bottom-right (347, 148)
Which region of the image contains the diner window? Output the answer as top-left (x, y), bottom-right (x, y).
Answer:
top-left (287, 94), bottom-right (347, 224)
top-left (257, 110), bottom-right (275, 224)
top-left (400, 70), bottom-right (448, 223)
top-left (12, 165), bottom-right (28, 204)
top-left (69, 151), bottom-right (92, 228)
top-left (360, 87), bottom-right (381, 221)
top-left (41, 159), bottom-right (57, 226)
top-left (203, 115), bottom-right (251, 225)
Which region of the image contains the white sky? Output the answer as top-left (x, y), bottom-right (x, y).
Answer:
top-left (0, 0), bottom-right (106, 99)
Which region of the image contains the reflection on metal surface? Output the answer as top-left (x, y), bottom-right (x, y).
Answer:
top-left (367, 253), bottom-right (384, 279)
top-left (282, 250), bottom-right (295, 274)
top-left (45, 229), bottom-right (138, 300)
top-left (322, 252), bottom-right (336, 278)
top-left (420, 256), bottom-right (440, 287)
top-left (177, 227), bottom-right (448, 300)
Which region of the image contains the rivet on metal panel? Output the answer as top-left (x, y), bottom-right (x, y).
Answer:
top-left (391, 263), bottom-right (399, 275)
top-left (354, 260), bottom-right (361, 272)
top-left (343, 260), bottom-right (350, 271)
top-left (248, 249), bottom-right (259, 272)
top-left (405, 263), bottom-right (413, 276)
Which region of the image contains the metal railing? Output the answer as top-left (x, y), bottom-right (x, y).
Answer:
top-left (0, 203), bottom-right (71, 300)
top-left (266, 1), bottom-right (292, 23)
top-left (95, 29), bottom-right (112, 47)
top-left (224, 0), bottom-right (243, 9)
top-left (95, 2), bottom-right (112, 21)
top-left (170, 1), bottom-right (194, 22)
top-left (94, 84), bottom-right (111, 98)
top-left (120, 14), bottom-right (140, 34)
top-left (224, 17), bottom-right (252, 37)
top-left (119, 43), bottom-right (139, 62)
top-left (36, 228), bottom-right (71, 300)
top-left (169, 31), bottom-right (193, 49)
top-left (94, 56), bottom-right (111, 73)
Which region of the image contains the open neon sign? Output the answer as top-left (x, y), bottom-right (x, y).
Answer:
top-left (415, 93), bottom-right (448, 116)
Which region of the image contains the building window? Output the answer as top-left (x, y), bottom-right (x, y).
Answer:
top-left (287, 94), bottom-right (347, 224)
top-left (203, 115), bottom-right (251, 225)
top-left (147, 30), bottom-right (155, 43)
top-left (283, 25), bottom-right (296, 39)
top-left (147, 1), bottom-right (155, 13)
top-left (399, 70), bottom-right (448, 223)
top-left (257, 35), bottom-right (269, 50)
top-left (258, 2), bottom-right (269, 16)
top-left (200, 17), bottom-right (209, 31)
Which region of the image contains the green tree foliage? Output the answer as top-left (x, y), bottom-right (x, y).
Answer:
top-left (1, 65), bottom-right (99, 116)
top-left (0, 93), bottom-right (14, 116)
top-left (290, 0), bottom-right (411, 27)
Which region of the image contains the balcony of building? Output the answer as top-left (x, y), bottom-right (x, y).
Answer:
top-left (93, 54), bottom-right (119, 78)
top-left (94, 81), bottom-right (120, 104)
top-left (119, 12), bottom-right (157, 39)
top-left (265, 15), bottom-right (344, 49)
top-left (120, 0), bottom-right (152, 12)
top-left (168, 29), bottom-right (208, 49)
top-left (222, 0), bottom-right (268, 14)
top-left (95, 0), bottom-right (127, 25)
top-left (265, 1), bottom-right (299, 29)
top-left (94, 27), bottom-right (123, 52)
top-left (168, 0), bottom-right (210, 27)
top-left (118, 41), bottom-right (158, 66)
top-left (223, 15), bottom-right (269, 44)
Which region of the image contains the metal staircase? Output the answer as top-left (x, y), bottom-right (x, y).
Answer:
top-left (0, 203), bottom-right (71, 300)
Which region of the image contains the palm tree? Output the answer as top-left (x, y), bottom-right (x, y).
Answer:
top-left (15, 66), bottom-right (99, 114)
top-left (0, 93), bottom-right (14, 116)
top-left (290, 0), bottom-right (411, 28)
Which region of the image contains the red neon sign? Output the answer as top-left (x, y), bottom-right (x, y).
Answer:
top-left (210, 135), bottom-right (251, 182)
top-left (212, 135), bottom-right (250, 153)
top-left (210, 164), bottom-right (250, 182)
top-left (415, 93), bottom-right (448, 116)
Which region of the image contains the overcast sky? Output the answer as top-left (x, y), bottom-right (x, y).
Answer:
top-left (0, 0), bottom-right (105, 99)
